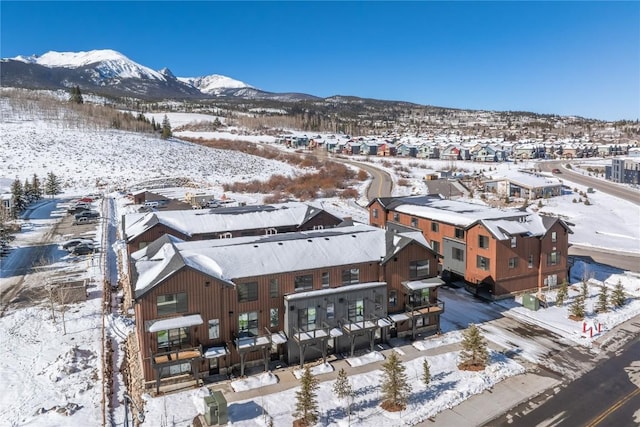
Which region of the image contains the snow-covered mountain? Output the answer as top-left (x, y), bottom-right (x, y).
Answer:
top-left (178, 74), bottom-right (253, 95)
top-left (12, 49), bottom-right (166, 81)
top-left (0, 48), bottom-right (319, 101)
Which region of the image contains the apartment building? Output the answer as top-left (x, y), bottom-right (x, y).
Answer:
top-left (131, 224), bottom-right (442, 391)
top-left (122, 202), bottom-right (344, 255)
top-left (369, 195), bottom-right (571, 298)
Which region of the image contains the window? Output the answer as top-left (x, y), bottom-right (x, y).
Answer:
top-left (326, 302), bottom-right (335, 319)
top-left (393, 213), bottom-right (400, 222)
top-left (547, 251), bottom-right (559, 266)
top-left (269, 279), bottom-right (279, 298)
top-left (389, 290), bottom-right (397, 307)
top-left (313, 225), bottom-right (324, 230)
top-left (411, 217), bottom-right (418, 228)
top-left (238, 312), bottom-right (258, 337)
top-left (299, 307), bottom-right (317, 331)
top-left (348, 299), bottom-right (364, 322)
top-left (265, 228), bottom-right (277, 235)
top-left (342, 268), bottom-right (360, 285)
top-left (477, 255), bottom-right (490, 271)
top-left (238, 282), bottom-right (258, 303)
top-left (160, 362), bottom-right (191, 378)
top-left (372, 208), bottom-right (379, 219)
top-left (431, 222), bottom-right (439, 232)
top-left (551, 231), bottom-right (557, 243)
top-left (452, 247), bottom-right (464, 262)
top-left (409, 260), bottom-right (430, 279)
top-left (294, 274), bottom-right (313, 291)
top-left (455, 228), bottom-right (464, 239)
top-left (375, 293), bottom-right (383, 311)
top-left (410, 289), bottom-right (430, 306)
top-left (321, 272), bottom-right (330, 288)
top-left (156, 293), bottom-right (187, 316)
top-left (431, 240), bottom-right (440, 255)
top-left (219, 232), bottom-right (232, 239)
top-left (508, 257), bottom-right (518, 269)
top-left (478, 235), bottom-right (489, 249)
top-left (208, 319), bottom-right (220, 340)
top-left (528, 254), bottom-right (534, 268)
top-left (270, 308), bottom-right (279, 328)
top-left (510, 236), bottom-right (517, 248)
top-left (157, 327), bottom-right (190, 350)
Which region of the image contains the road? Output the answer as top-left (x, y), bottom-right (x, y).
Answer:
top-left (326, 155), bottom-right (393, 200)
top-left (487, 319), bottom-right (640, 427)
top-left (0, 199), bottom-right (62, 316)
top-left (540, 160), bottom-right (640, 205)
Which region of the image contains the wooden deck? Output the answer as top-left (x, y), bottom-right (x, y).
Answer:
top-left (153, 349), bottom-right (201, 364)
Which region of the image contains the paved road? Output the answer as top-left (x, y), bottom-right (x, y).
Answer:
top-left (540, 160), bottom-right (640, 205)
top-left (330, 156), bottom-right (394, 201)
top-left (488, 320), bottom-right (640, 427)
top-left (569, 246), bottom-right (640, 273)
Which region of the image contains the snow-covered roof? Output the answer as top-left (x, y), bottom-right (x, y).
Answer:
top-left (485, 173), bottom-right (563, 189)
top-left (389, 196), bottom-right (526, 227)
top-left (403, 277), bottom-right (445, 291)
top-left (480, 215), bottom-right (551, 240)
top-left (124, 201), bottom-right (335, 241)
top-left (133, 225), bottom-right (428, 297)
top-left (148, 314), bottom-right (203, 332)
top-left (284, 282), bottom-right (386, 301)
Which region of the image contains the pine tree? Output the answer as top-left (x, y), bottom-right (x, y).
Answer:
top-left (161, 115), bottom-right (172, 139)
top-left (23, 178), bottom-right (33, 203)
top-left (596, 285), bottom-right (609, 313)
top-left (459, 323), bottom-right (489, 370)
top-left (380, 351), bottom-right (411, 411)
top-left (611, 280), bottom-right (627, 308)
top-left (294, 365), bottom-right (319, 426)
top-left (569, 294), bottom-right (585, 319)
top-left (69, 85), bottom-right (84, 104)
top-left (30, 173), bottom-right (42, 201)
top-left (10, 179), bottom-right (26, 217)
top-left (581, 279), bottom-right (589, 298)
top-left (556, 280), bottom-right (569, 306)
top-left (45, 172), bottom-right (61, 198)
top-left (422, 358), bottom-right (431, 386)
top-left (151, 117), bottom-right (157, 131)
top-left (332, 368), bottom-right (353, 420)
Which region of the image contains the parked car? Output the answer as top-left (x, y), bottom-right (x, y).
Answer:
top-left (61, 238), bottom-right (94, 252)
top-left (72, 243), bottom-right (96, 255)
top-left (73, 217), bottom-right (98, 225)
top-left (552, 168), bottom-right (561, 174)
top-left (74, 210), bottom-right (100, 220)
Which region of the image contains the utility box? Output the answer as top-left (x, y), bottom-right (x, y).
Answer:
top-left (522, 293), bottom-right (540, 311)
top-left (203, 391), bottom-right (228, 425)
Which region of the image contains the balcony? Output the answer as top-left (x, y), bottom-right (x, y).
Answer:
top-left (152, 345), bottom-right (202, 366)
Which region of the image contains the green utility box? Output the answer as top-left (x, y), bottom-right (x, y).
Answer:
top-left (203, 391), bottom-right (228, 425)
top-left (522, 293), bottom-right (540, 311)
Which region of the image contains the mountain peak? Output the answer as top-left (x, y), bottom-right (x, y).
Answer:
top-left (159, 67), bottom-right (176, 79)
top-left (178, 74), bottom-right (254, 94)
top-left (10, 49), bottom-right (166, 81)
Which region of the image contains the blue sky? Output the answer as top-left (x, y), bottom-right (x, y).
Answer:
top-left (2, 1), bottom-right (638, 121)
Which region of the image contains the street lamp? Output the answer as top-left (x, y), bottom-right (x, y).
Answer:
top-left (123, 392), bottom-right (145, 427)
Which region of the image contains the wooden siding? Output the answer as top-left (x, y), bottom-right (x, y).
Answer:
top-left (368, 200), bottom-right (387, 229)
top-left (127, 223), bottom-right (190, 255)
top-left (383, 241), bottom-right (439, 312)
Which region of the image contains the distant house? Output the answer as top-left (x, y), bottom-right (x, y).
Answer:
top-left (440, 145), bottom-right (462, 161)
top-left (362, 141), bottom-right (379, 156)
top-left (132, 190), bottom-right (168, 205)
top-left (482, 174), bottom-right (563, 200)
top-left (1, 193), bottom-right (13, 218)
top-left (605, 157), bottom-right (640, 185)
